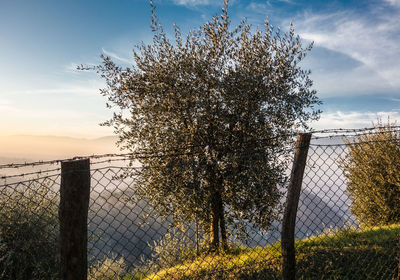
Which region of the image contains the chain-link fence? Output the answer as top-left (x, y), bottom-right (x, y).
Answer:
top-left (296, 130), bottom-right (400, 280)
top-left (1, 127), bottom-right (400, 279)
top-left (87, 154), bottom-right (286, 280)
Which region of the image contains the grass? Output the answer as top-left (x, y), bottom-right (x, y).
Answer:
top-left (125, 224), bottom-right (400, 280)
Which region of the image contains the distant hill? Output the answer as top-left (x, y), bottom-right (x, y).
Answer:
top-left (0, 134), bottom-right (120, 161)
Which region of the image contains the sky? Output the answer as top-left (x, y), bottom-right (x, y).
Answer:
top-left (1, 0), bottom-right (400, 139)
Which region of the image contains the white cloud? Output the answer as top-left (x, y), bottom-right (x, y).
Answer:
top-left (171, 0), bottom-right (228, 7)
top-left (20, 87), bottom-right (98, 95)
top-left (0, 98), bottom-right (111, 138)
top-left (0, 98), bottom-right (11, 106)
top-left (0, 75), bottom-right (109, 138)
top-left (0, 102), bottom-right (19, 114)
top-left (384, 0), bottom-right (400, 7)
top-left (293, 7), bottom-right (400, 96)
top-left (312, 111), bottom-right (400, 130)
top-left (13, 79), bottom-right (104, 96)
top-left (246, 2), bottom-right (271, 16)
top-left (65, 62), bottom-right (79, 73)
top-left (308, 63), bottom-right (393, 97)
top-left (0, 99), bottom-right (91, 119)
top-left (172, 0), bottom-right (211, 6)
top-left (270, 0), bottom-right (294, 4)
top-left (102, 48), bottom-right (132, 65)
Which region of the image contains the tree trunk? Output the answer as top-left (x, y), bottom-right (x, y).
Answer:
top-left (216, 190), bottom-right (227, 250)
top-left (209, 190), bottom-right (227, 251)
top-left (220, 204), bottom-right (228, 250)
top-left (195, 214), bottom-right (200, 256)
top-left (207, 160), bottom-right (226, 252)
top-left (209, 201), bottom-right (220, 251)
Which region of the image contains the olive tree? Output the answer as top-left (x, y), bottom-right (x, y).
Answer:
top-left (342, 120), bottom-right (400, 226)
top-left (92, 0), bottom-right (320, 250)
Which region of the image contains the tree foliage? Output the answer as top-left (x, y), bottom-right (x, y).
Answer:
top-left (88, 255), bottom-right (127, 280)
top-left (342, 120), bottom-right (400, 226)
top-left (93, 0), bottom-right (320, 249)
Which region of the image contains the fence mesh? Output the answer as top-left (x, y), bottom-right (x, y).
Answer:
top-left (0, 172), bottom-right (60, 280)
top-left (1, 128), bottom-right (400, 279)
top-left (296, 135), bottom-right (400, 280)
top-left (87, 154), bottom-right (286, 280)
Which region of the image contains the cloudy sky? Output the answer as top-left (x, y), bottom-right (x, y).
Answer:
top-left (1, 0), bottom-right (400, 138)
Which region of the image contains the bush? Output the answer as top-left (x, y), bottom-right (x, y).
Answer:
top-left (0, 180), bottom-right (59, 279)
top-left (88, 255), bottom-right (127, 280)
top-left (148, 228), bottom-right (197, 270)
top-left (342, 120), bottom-right (400, 226)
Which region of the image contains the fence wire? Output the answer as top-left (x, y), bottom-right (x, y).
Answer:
top-left (296, 134), bottom-right (400, 280)
top-left (1, 129), bottom-right (400, 279)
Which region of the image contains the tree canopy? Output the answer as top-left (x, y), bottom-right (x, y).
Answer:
top-left (342, 120), bottom-right (400, 226)
top-left (93, 0), bottom-right (320, 250)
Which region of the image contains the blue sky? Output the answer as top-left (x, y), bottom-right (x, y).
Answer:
top-left (1, 0), bottom-right (400, 138)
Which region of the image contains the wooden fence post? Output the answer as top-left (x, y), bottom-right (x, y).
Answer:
top-left (281, 133), bottom-right (311, 280)
top-left (59, 158), bottom-right (90, 280)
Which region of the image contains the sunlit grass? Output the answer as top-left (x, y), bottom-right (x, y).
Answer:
top-left (127, 224), bottom-right (400, 280)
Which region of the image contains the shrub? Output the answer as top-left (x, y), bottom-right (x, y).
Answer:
top-left (0, 180), bottom-right (59, 279)
top-left (148, 228), bottom-right (197, 270)
top-left (342, 120), bottom-right (400, 226)
top-left (88, 255), bottom-right (127, 280)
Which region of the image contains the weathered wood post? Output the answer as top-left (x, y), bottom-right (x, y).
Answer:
top-left (281, 133), bottom-right (311, 280)
top-left (59, 158), bottom-right (90, 280)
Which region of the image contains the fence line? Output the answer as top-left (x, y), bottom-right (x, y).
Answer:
top-left (1, 127), bottom-right (400, 279)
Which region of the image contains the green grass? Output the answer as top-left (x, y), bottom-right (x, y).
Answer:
top-left (128, 224), bottom-right (400, 280)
